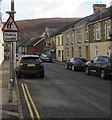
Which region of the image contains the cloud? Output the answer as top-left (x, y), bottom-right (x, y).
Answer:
top-left (1, 0), bottom-right (111, 21)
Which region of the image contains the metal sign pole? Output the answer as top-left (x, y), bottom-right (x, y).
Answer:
top-left (11, 0), bottom-right (16, 86)
top-left (8, 41), bottom-right (13, 102)
top-left (2, 1), bottom-right (19, 103)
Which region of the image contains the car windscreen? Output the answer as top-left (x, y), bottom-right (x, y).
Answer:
top-left (20, 57), bottom-right (40, 62)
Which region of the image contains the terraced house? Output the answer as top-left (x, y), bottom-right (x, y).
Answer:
top-left (88, 5), bottom-right (112, 60)
top-left (44, 3), bottom-right (112, 62)
top-left (63, 4), bottom-right (111, 61)
top-left (0, 0), bottom-right (4, 65)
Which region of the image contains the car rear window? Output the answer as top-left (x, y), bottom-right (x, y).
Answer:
top-left (20, 57), bottom-right (40, 62)
top-left (79, 58), bottom-right (87, 62)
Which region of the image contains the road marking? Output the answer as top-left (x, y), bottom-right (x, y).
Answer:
top-left (24, 83), bottom-right (41, 120)
top-left (21, 84), bottom-right (34, 119)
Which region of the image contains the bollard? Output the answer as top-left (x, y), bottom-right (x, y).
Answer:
top-left (8, 79), bottom-right (13, 102)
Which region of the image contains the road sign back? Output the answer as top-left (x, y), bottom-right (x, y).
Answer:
top-left (2, 15), bottom-right (19, 32)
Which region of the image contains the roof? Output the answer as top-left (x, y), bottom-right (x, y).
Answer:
top-left (19, 38), bottom-right (34, 47)
top-left (50, 20), bottom-right (82, 36)
top-left (89, 7), bottom-right (111, 23)
top-left (55, 21), bottom-right (78, 35)
top-left (25, 37), bottom-right (43, 47)
top-left (45, 27), bottom-right (59, 37)
top-left (73, 6), bottom-right (111, 29)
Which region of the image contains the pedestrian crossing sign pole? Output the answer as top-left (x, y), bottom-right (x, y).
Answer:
top-left (2, 11), bottom-right (19, 102)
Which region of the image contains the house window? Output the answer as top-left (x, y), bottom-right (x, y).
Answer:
top-left (105, 20), bottom-right (111, 39)
top-left (72, 31), bottom-right (74, 37)
top-left (66, 33), bottom-right (69, 45)
top-left (95, 23), bottom-right (101, 40)
top-left (58, 50), bottom-right (61, 57)
top-left (58, 36), bottom-right (60, 46)
top-left (67, 33), bottom-right (69, 38)
top-left (79, 47), bottom-right (81, 57)
top-left (95, 46), bottom-right (99, 56)
top-left (61, 36), bottom-right (63, 45)
top-left (85, 27), bottom-right (88, 42)
top-left (78, 31), bottom-right (81, 43)
top-left (67, 51), bottom-right (69, 57)
top-left (107, 21), bottom-right (111, 39)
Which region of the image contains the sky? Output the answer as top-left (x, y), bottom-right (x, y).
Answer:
top-left (1, 0), bottom-right (112, 22)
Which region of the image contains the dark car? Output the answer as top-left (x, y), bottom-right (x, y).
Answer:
top-left (16, 55), bottom-right (44, 78)
top-left (40, 54), bottom-right (52, 62)
top-left (85, 56), bottom-right (112, 79)
top-left (65, 57), bottom-right (88, 71)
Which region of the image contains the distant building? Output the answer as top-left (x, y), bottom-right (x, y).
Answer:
top-left (0, 0), bottom-right (4, 65)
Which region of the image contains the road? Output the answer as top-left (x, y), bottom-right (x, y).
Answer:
top-left (17, 62), bottom-right (111, 119)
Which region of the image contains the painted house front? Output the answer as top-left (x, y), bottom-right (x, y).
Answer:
top-left (88, 7), bottom-right (111, 60)
top-left (56, 34), bottom-right (63, 62)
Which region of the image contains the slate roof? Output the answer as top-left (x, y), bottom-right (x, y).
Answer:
top-left (21, 38), bottom-right (34, 47)
top-left (55, 21), bottom-right (78, 35)
top-left (26, 37), bottom-right (43, 47)
top-left (46, 27), bottom-right (59, 37)
top-left (89, 6), bottom-right (111, 23)
top-left (50, 19), bottom-right (82, 36)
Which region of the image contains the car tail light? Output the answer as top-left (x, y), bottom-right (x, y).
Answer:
top-left (107, 63), bottom-right (112, 68)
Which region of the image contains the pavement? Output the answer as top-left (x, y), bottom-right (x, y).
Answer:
top-left (1, 60), bottom-right (23, 120)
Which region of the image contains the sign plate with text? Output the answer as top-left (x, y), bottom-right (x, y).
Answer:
top-left (3, 32), bottom-right (18, 42)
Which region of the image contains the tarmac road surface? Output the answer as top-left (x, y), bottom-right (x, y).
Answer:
top-left (18, 62), bottom-right (111, 119)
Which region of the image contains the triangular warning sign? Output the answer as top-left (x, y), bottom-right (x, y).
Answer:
top-left (2, 15), bottom-right (19, 32)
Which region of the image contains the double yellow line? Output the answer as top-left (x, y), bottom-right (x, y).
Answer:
top-left (21, 83), bottom-right (41, 120)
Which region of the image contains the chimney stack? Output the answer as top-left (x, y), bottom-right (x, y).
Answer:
top-left (93, 4), bottom-right (106, 14)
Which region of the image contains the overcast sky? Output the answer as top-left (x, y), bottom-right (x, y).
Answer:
top-left (1, 0), bottom-right (111, 21)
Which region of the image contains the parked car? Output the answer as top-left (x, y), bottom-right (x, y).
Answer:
top-left (85, 55), bottom-right (112, 79)
top-left (40, 54), bottom-right (52, 62)
top-left (16, 55), bottom-right (44, 78)
top-left (65, 57), bottom-right (88, 71)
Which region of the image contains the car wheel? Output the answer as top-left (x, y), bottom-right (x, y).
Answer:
top-left (65, 64), bottom-right (68, 69)
top-left (100, 69), bottom-right (106, 79)
top-left (40, 72), bottom-right (44, 78)
top-left (85, 67), bottom-right (90, 75)
top-left (72, 65), bottom-right (75, 71)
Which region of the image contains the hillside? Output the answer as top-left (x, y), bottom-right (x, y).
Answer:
top-left (16, 17), bottom-right (81, 42)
